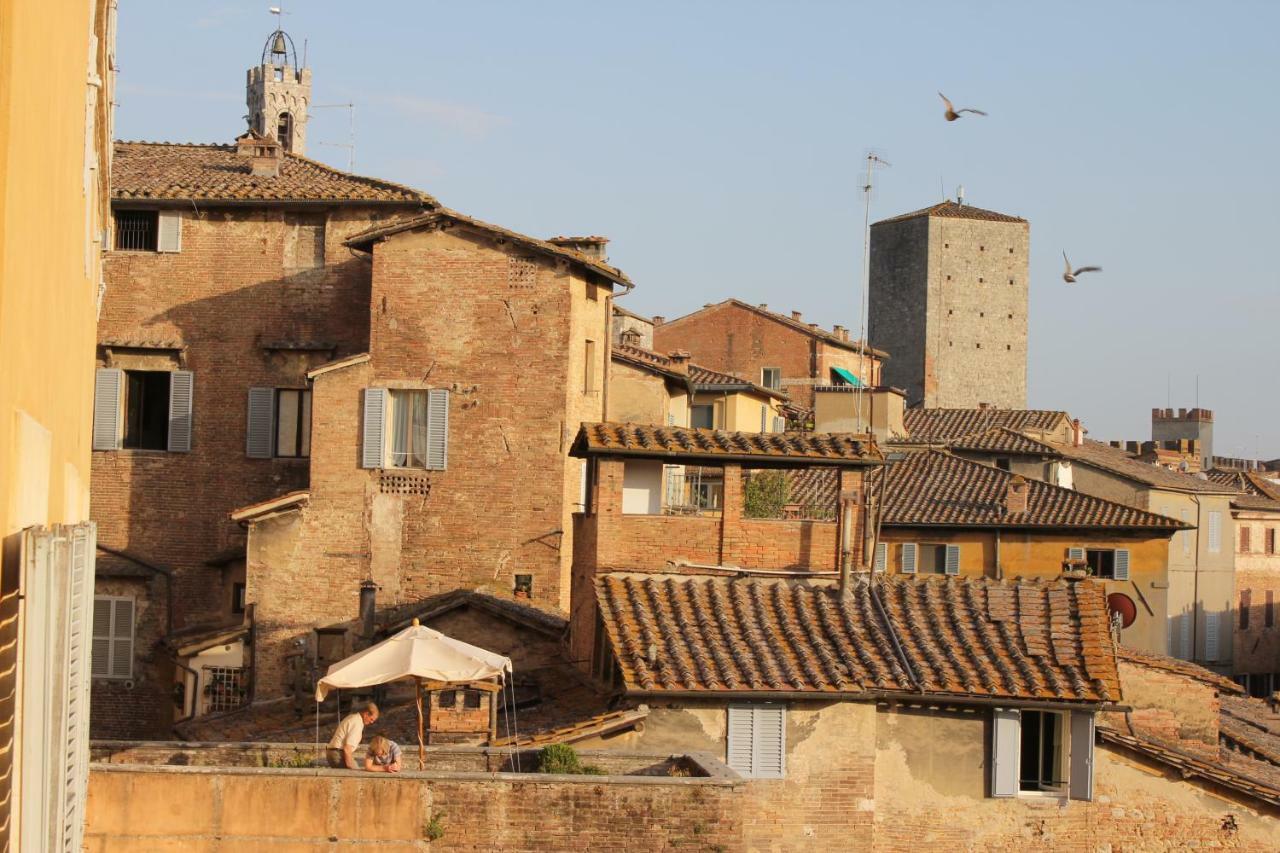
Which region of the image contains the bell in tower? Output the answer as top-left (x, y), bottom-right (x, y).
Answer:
top-left (246, 26), bottom-right (311, 156)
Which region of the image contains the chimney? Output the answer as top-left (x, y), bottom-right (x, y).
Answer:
top-left (977, 402), bottom-right (989, 411)
top-left (1071, 418), bottom-right (1084, 447)
top-left (809, 323), bottom-right (820, 332)
top-left (956, 185), bottom-right (965, 206)
top-left (652, 316), bottom-right (665, 326)
top-left (758, 303), bottom-right (768, 310)
top-left (358, 579), bottom-right (377, 643)
top-left (833, 324), bottom-right (846, 340)
top-left (666, 350), bottom-right (691, 376)
top-left (791, 311), bottom-right (803, 321)
top-left (236, 130), bottom-right (281, 178)
top-left (1004, 475), bottom-right (1029, 515)
top-left (546, 235), bottom-right (609, 262)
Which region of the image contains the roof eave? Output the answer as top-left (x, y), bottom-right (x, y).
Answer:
top-left (574, 446), bottom-right (883, 466)
top-left (620, 686), bottom-right (1113, 711)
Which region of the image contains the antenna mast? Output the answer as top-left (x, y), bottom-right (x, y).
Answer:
top-left (312, 102), bottom-right (356, 171)
top-left (855, 153), bottom-right (889, 432)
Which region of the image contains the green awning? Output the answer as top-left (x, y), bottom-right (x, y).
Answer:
top-left (831, 366), bottom-right (863, 387)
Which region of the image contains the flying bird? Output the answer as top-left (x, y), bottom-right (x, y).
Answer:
top-left (1062, 252), bottom-right (1102, 284)
top-left (938, 92), bottom-right (987, 121)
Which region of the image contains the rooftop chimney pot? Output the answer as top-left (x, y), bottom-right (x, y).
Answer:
top-left (1004, 475), bottom-right (1028, 515)
top-left (791, 311), bottom-right (803, 321)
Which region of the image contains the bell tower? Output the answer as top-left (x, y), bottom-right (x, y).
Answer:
top-left (246, 27), bottom-right (310, 155)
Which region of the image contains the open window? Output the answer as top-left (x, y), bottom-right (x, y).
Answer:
top-left (94, 368), bottom-right (193, 452)
top-left (360, 388), bottom-right (449, 471)
top-left (1075, 547), bottom-right (1130, 580)
top-left (991, 708), bottom-right (1093, 800)
top-left (898, 542), bottom-right (959, 575)
top-left (113, 209), bottom-right (181, 252)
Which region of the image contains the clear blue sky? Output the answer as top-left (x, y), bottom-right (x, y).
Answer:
top-left (116, 1), bottom-right (1280, 458)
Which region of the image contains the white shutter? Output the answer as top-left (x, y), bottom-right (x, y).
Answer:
top-left (1068, 712), bottom-right (1095, 801)
top-left (1207, 512), bottom-right (1222, 554)
top-left (246, 387), bottom-right (276, 458)
top-left (91, 598), bottom-right (111, 678)
top-left (901, 542), bottom-right (917, 574)
top-left (167, 370), bottom-right (194, 452)
top-left (111, 598), bottom-right (134, 679)
top-left (1204, 611), bottom-right (1219, 661)
top-left (873, 542), bottom-right (887, 572)
top-left (772, 416), bottom-right (786, 433)
top-left (726, 706), bottom-right (754, 776)
top-left (752, 705), bottom-right (785, 779)
top-left (361, 388), bottom-right (387, 469)
top-left (944, 544), bottom-right (961, 576)
top-left (92, 368), bottom-right (122, 451)
top-left (61, 524), bottom-right (95, 852)
top-left (157, 210), bottom-right (182, 252)
top-left (426, 388), bottom-right (449, 470)
top-left (1067, 546), bottom-right (1085, 562)
top-left (1113, 549), bottom-right (1130, 581)
top-left (991, 708), bottom-right (1020, 797)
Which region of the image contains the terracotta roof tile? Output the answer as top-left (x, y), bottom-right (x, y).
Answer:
top-left (873, 451), bottom-right (1188, 530)
top-left (687, 364), bottom-right (786, 400)
top-left (112, 141), bottom-right (434, 204)
top-left (664, 300), bottom-right (887, 357)
top-left (1205, 469), bottom-right (1280, 502)
top-left (943, 426), bottom-right (1062, 456)
top-left (595, 572), bottom-right (1119, 704)
top-left (1116, 645), bottom-right (1244, 694)
top-left (571, 422), bottom-right (881, 465)
top-left (903, 408), bottom-right (1071, 442)
top-left (874, 200), bottom-right (1026, 226)
top-left (1053, 440), bottom-right (1237, 494)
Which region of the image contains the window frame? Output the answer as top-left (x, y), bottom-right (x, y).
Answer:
top-left (1017, 709), bottom-right (1067, 795)
top-left (760, 367), bottom-right (782, 391)
top-left (92, 595), bottom-right (135, 681)
top-left (122, 369), bottom-right (172, 451)
top-left (726, 703), bottom-right (786, 779)
top-left (388, 389), bottom-right (430, 469)
top-left (113, 209), bottom-right (158, 251)
top-left (691, 404), bottom-right (716, 430)
top-left (273, 388), bottom-right (312, 459)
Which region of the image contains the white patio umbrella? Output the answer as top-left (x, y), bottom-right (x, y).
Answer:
top-left (315, 619), bottom-right (512, 768)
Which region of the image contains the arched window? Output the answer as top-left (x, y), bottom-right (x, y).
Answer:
top-left (277, 112), bottom-right (293, 152)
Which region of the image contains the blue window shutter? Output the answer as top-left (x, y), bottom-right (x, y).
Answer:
top-left (1069, 712), bottom-right (1095, 801)
top-left (426, 388), bottom-right (449, 470)
top-left (92, 368), bottom-right (122, 451)
top-left (246, 387), bottom-right (276, 458)
top-left (945, 544), bottom-right (961, 575)
top-left (167, 370), bottom-right (194, 452)
top-left (873, 542), bottom-right (887, 572)
top-left (361, 388), bottom-right (387, 469)
top-left (991, 709), bottom-right (1020, 798)
top-left (901, 543), bottom-right (917, 574)
top-left (1113, 549), bottom-right (1130, 581)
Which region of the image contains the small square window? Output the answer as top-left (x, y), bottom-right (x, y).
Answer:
top-left (944, 243), bottom-right (949, 248)
top-left (1086, 549), bottom-right (1116, 579)
top-left (946, 275), bottom-right (952, 281)
top-left (1009, 278), bottom-right (1014, 285)
top-left (979, 312), bottom-right (985, 317)
top-left (761, 367), bottom-right (782, 391)
top-left (514, 574), bottom-right (532, 598)
top-left (439, 690), bottom-right (457, 709)
top-left (979, 246), bottom-right (985, 252)
top-left (978, 277), bottom-right (984, 283)
top-left (1008, 247), bottom-right (1014, 254)
top-left (976, 343), bottom-right (981, 349)
top-left (1006, 345), bottom-right (1012, 351)
top-left (464, 690), bottom-right (482, 709)
top-left (114, 210), bottom-right (158, 251)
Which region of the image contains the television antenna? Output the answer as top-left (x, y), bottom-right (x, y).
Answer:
top-left (312, 102), bottom-right (356, 171)
top-left (855, 152), bottom-right (890, 432)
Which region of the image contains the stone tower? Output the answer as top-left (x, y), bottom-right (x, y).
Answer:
top-left (246, 28), bottom-right (310, 155)
top-left (1152, 407), bottom-right (1214, 468)
top-left (868, 199), bottom-right (1029, 409)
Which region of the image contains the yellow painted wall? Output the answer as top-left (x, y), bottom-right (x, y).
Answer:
top-left (0, 0), bottom-right (114, 540)
top-left (693, 391), bottom-right (785, 433)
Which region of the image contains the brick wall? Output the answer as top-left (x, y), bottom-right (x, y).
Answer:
top-left (89, 575), bottom-right (172, 739)
top-left (1233, 511), bottom-right (1280, 676)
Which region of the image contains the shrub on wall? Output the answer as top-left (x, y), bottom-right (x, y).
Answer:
top-left (744, 470), bottom-right (787, 518)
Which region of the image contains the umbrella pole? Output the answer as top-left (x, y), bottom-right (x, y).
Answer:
top-left (416, 677), bottom-right (425, 771)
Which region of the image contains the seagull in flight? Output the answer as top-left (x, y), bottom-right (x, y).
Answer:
top-left (938, 92), bottom-right (987, 121)
top-left (1062, 252), bottom-right (1102, 283)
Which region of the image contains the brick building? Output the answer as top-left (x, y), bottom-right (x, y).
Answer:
top-left (90, 131), bottom-right (432, 736)
top-left (651, 299), bottom-right (885, 412)
top-left (238, 209), bottom-right (630, 701)
top-left (868, 200), bottom-right (1029, 408)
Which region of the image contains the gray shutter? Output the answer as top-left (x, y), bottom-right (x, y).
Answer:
top-left (167, 370), bottom-right (193, 452)
top-left (945, 544), bottom-right (961, 575)
top-left (426, 388), bottom-right (449, 470)
top-left (901, 542), bottom-right (917, 574)
top-left (752, 705), bottom-right (785, 779)
top-left (1069, 712), bottom-right (1095, 801)
top-left (873, 542), bottom-right (887, 572)
top-left (726, 706), bottom-right (754, 776)
top-left (1204, 611), bottom-right (1219, 661)
top-left (91, 598), bottom-right (111, 678)
top-left (1113, 549), bottom-right (1130, 581)
top-left (246, 387), bottom-right (276, 458)
top-left (157, 210), bottom-right (182, 252)
top-left (1179, 614), bottom-right (1191, 659)
top-left (361, 388), bottom-right (387, 469)
top-left (92, 368), bottom-right (122, 451)
top-left (991, 708), bottom-right (1020, 798)
top-left (1067, 546), bottom-right (1084, 562)
top-left (111, 599), bottom-right (134, 679)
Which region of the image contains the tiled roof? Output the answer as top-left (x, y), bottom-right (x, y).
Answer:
top-left (611, 344), bottom-right (690, 385)
top-left (571, 422), bottom-right (881, 465)
top-left (874, 451), bottom-right (1188, 530)
top-left (1205, 469), bottom-right (1280, 501)
top-left (595, 572), bottom-right (1120, 704)
top-left (943, 427), bottom-right (1062, 456)
top-left (112, 141), bottom-right (434, 204)
top-left (687, 364), bottom-right (786, 400)
top-left (1116, 646), bottom-right (1243, 695)
top-left (1053, 440), bottom-right (1237, 495)
top-left (345, 208), bottom-right (633, 289)
top-left (664, 300), bottom-right (888, 357)
top-left (376, 589), bottom-right (567, 638)
top-left (874, 200), bottom-right (1026, 226)
top-left (903, 408), bottom-right (1070, 442)
top-left (1232, 494), bottom-right (1280, 512)
top-left (1098, 728), bottom-right (1280, 808)
top-left (612, 304), bottom-right (652, 323)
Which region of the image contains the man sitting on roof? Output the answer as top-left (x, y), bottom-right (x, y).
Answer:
top-left (327, 702), bottom-right (378, 769)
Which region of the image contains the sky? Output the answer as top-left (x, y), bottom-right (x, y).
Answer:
top-left (115, 1), bottom-right (1280, 458)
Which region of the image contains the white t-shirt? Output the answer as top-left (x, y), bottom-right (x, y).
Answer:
top-left (328, 713), bottom-right (365, 750)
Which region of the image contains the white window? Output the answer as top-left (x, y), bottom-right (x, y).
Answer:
top-left (1207, 511), bottom-right (1222, 554)
top-left (727, 704), bottom-right (785, 779)
top-left (761, 367), bottom-right (781, 391)
top-left (991, 709), bottom-right (1093, 800)
top-left (93, 367), bottom-right (193, 453)
top-left (92, 596), bottom-right (135, 680)
top-left (360, 387), bottom-right (449, 471)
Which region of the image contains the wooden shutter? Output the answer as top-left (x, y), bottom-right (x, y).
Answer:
top-left (426, 388), bottom-right (449, 470)
top-left (900, 542), bottom-right (917, 574)
top-left (92, 368), bottom-right (122, 451)
top-left (1113, 549), bottom-right (1130, 581)
top-left (726, 706), bottom-right (754, 776)
top-left (167, 370), bottom-right (193, 452)
top-left (990, 708), bottom-right (1020, 797)
top-left (1067, 546), bottom-right (1084, 562)
top-left (1068, 712), bottom-right (1095, 801)
top-left (90, 598), bottom-right (111, 678)
top-left (944, 544), bottom-right (961, 575)
top-left (873, 542), bottom-right (887, 572)
top-left (111, 599), bottom-right (134, 679)
top-left (752, 705), bottom-right (785, 779)
top-left (361, 388), bottom-right (387, 469)
top-left (246, 387), bottom-right (276, 458)
top-left (1204, 611), bottom-right (1219, 661)
top-left (157, 210), bottom-right (182, 252)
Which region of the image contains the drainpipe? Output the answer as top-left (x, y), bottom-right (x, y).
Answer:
top-left (839, 499), bottom-right (854, 595)
top-left (1190, 495), bottom-right (1202, 661)
top-left (994, 529), bottom-right (1002, 580)
top-left (359, 580), bottom-right (378, 646)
